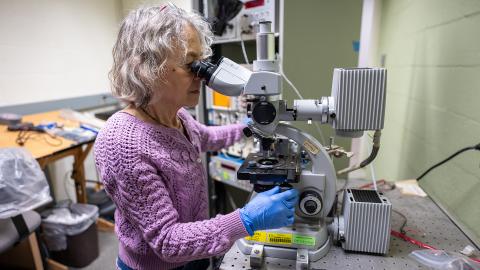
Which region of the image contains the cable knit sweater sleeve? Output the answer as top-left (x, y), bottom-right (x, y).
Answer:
top-left (110, 158), bottom-right (248, 263)
top-left (187, 116), bottom-right (245, 152)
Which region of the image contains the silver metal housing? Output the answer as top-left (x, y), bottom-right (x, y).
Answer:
top-left (337, 189), bottom-right (392, 254)
top-left (208, 58), bottom-right (252, 96)
top-left (331, 68), bottom-right (387, 137)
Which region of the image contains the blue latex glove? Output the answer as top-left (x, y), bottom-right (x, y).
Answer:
top-left (241, 117), bottom-right (252, 126)
top-left (240, 186), bottom-right (299, 235)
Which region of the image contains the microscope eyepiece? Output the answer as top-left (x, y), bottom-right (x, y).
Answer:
top-left (190, 59), bottom-right (218, 84)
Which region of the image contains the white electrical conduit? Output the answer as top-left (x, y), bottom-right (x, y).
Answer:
top-left (239, 33), bottom-right (250, 65)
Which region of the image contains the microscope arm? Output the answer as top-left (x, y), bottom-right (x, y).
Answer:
top-left (275, 123), bottom-right (337, 217)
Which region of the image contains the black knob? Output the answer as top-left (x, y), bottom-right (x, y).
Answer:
top-left (304, 200), bottom-right (318, 214)
top-left (252, 101), bottom-right (276, 125)
top-left (299, 190), bottom-right (322, 216)
top-left (243, 127), bottom-right (253, 137)
top-left (260, 137), bottom-right (275, 151)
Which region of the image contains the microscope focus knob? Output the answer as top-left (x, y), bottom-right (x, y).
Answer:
top-left (299, 191), bottom-right (322, 216)
top-left (304, 200), bottom-right (318, 214)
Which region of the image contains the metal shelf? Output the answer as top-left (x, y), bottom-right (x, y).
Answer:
top-left (212, 33), bottom-right (279, 45)
top-left (220, 179), bottom-right (478, 269)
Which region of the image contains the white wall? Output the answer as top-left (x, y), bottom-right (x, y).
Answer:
top-left (121, 0), bottom-right (192, 16)
top-left (0, 0), bottom-right (123, 107)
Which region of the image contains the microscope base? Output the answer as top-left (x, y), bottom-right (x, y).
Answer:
top-left (236, 226), bottom-right (331, 269)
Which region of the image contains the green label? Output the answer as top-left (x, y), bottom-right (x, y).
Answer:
top-left (293, 235), bottom-right (316, 246)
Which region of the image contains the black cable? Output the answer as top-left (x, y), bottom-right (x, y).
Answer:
top-left (16, 130), bottom-right (34, 145)
top-left (210, 0), bottom-right (243, 36)
top-left (392, 209), bottom-right (407, 234)
top-left (15, 130), bottom-right (62, 146)
top-left (416, 143), bottom-right (480, 181)
top-left (360, 145), bottom-right (379, 167)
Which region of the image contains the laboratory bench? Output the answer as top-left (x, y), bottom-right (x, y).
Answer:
top-left (218, 179), bottom-right (479, 270)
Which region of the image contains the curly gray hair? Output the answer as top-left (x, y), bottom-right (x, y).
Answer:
top-left (110, 3), bottom-right (213, 108)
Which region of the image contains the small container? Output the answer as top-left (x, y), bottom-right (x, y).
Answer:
top-left (49, 223), bottom-right (99, 268)
top-left (41, 202), bottom-right (99, 268)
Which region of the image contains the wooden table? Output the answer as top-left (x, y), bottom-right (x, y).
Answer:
top-left (0, 110), bottom-right (113, 270)
top-left (0, 110), bottom-right (94, 203)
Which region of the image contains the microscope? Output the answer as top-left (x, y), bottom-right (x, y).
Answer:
top-left (191, 21), bottom-right (392, 270)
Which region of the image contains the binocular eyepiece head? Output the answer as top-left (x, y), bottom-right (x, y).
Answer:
top-left (190, 59), bottom-right (218, 84)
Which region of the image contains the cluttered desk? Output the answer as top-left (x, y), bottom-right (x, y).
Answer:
top-left (0, 109), bottom-right (114, 270)
top-left (0, 110), bottom-right (99, 203)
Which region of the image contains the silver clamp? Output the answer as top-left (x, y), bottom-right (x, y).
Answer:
top-left (250, 244), bottom-right (264, 268)
top-left (296, 248), bottom-right (309, 270)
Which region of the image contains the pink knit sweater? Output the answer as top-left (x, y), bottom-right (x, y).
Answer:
top-left (94, 108), bottom-right (249, 270)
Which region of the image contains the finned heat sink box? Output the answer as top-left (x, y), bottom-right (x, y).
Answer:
top-left (339, 189), bottom-right (392, 254)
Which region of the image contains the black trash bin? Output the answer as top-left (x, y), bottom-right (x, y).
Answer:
top-left (41, 202), bottom-right (99, 268)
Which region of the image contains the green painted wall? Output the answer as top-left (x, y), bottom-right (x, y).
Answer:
top-left (375, 0), bottom-right (480, 244)
top-left (283, 0), bottom-right (363, 169)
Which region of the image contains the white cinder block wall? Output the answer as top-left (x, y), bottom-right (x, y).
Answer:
top-left (0, 0), bottom-right (123, 201)
top-left (372, 0), bottom-right (480, 244)
top-left (0, 0), bottom-right (123, 107)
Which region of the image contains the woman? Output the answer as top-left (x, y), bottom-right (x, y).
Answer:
top-left (94, 4), bottom-right (298, 270)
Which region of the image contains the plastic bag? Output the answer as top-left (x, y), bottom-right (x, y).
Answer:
top-left (41, 201), bottom-right (99, 251)
top-left (409, 249), bottom-right (480, 270)
top-left (0, 147), bottom-right (52, 218)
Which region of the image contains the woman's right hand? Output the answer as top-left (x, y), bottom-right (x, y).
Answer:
top-left (239, 186), bottom-right (299, 235)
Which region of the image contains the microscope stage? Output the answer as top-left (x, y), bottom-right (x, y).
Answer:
top-left (237, 153), bottom-right (300, 184)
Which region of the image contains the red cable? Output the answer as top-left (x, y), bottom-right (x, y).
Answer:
top-left (390, 230), bottom-right (480, 263)
top-left (391, 230), bottom-right (437, 250)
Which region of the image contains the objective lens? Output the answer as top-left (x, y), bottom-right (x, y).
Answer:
top-left (258, 158), bottom-right (279, 166)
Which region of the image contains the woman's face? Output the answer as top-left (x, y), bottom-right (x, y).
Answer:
top-left (151, 24), bottom-right (203, 108)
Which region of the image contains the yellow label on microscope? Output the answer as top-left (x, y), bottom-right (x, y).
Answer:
top-left (245, 232), bottom-right (316, 247)
top-left (245, 231), bottom-right (267, 242)
top-left (267, 233), bottom-right (292, 245)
